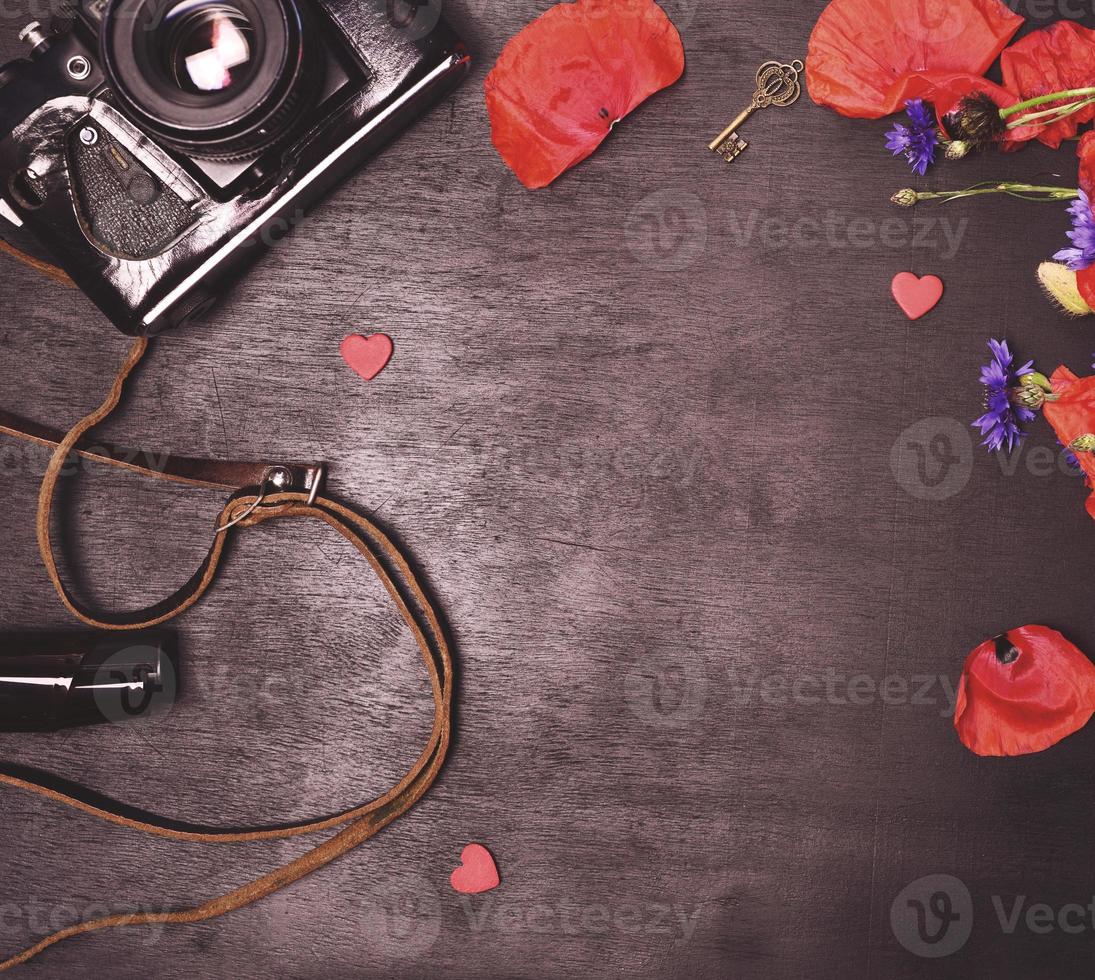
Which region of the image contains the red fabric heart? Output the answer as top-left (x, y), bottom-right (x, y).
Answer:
top-left (891, 273), bottom-right (943, 320)
top-left (450, 844), bottom-right (500, 894)
top-left (340, 333), bottom-right (393, 381)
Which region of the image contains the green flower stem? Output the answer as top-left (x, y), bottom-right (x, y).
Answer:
top-left (1000, 86), bottom-right (1095, 119)
top-left (892, 182), bottom-right (1079, 206)
top-left (1008, 97), bottom-right (1095, 130)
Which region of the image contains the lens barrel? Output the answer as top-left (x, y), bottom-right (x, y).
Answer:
top-left (100, 0), bottom-right (320, 160)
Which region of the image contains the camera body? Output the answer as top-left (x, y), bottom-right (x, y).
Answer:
top-left (0, 0), bottom-right (469, 335)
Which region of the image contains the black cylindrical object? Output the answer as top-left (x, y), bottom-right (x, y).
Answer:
top-left (101, 0), bottom-right (322, 160)
top-left (0, 631), bottom-right (178, 731)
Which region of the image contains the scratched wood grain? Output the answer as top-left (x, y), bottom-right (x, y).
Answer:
top-left (3, 1), bottom-right (1095, 977)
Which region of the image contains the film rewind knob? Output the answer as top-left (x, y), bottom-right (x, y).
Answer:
top-left (18, 22), bottom-right (51, 54)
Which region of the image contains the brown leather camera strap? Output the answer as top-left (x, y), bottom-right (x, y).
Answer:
top-left (0, 338), bottom-right (454, 970)
top-left (0, 403), bottom-right (325, 493)
top-left (0, 239), bottom-right (74, 289)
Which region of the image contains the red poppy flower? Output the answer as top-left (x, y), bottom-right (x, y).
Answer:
top-left (1044, 365), bottom-right (1095, 518)
top-left (1074, 267), bottom-right (1095, 325)
top-left (806, 0), bottom-right (1022, 118)
top-left (1078, 130), bottom-right (1095, 198)
top-left (955, 625), bottom-right (1095, 756)
top-left (913, 73), bottom-right (1034, 145)
top-left (1069, 136), bottom-right (1095, 308)
top-left (484, 0), bottom-right (685, 189)
top-left (1001, 22), bottom-right (1095, 149)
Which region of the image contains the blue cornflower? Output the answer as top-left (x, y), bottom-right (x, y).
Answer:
top-left (973, 339), bottom-right (1036, 454)
top-left (1061, 440), bottom-right (1082, 471)
top-left (884, 99), bottom-right (939, 176)
top-left (1053, 191), bottom-right (1095, 271)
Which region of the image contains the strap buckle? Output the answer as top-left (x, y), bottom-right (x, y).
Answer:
top-left (215, 463), bottom-right (325, 534)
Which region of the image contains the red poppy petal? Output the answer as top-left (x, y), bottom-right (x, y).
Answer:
top-left (882, 71), bottom-right (1011, 119)
top-left (1050, 364), bottom-right (1080, 392)
top-left (1045, 365), bottom-right (1095, 516)
top-left (1001, 22), bottom-right (1095, 149)
top-left (1078, 266), bottom-right (1095, 311)
top-left (484, 0), bottom-right (685, 189)
top-left (1078, 131), bottom-right (1095, 198)
top-left (954, 625), bottom-right (1095, 756)
top-left (806, 0), bottom-right (1023, 118)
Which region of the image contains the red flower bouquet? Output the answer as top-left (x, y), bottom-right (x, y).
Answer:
top-left (810, 0), bottom-right (1095, 164)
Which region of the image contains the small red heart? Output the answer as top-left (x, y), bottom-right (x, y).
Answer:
top-left (450, 843), bottom-right (500, 894)
top-left (891, 272), bottom-right (944, 320)
top-left (340, 333), bottom-right (393, 381)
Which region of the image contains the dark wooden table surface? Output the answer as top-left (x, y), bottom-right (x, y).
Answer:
top-left (3, 0), bottom-right (1095, 977)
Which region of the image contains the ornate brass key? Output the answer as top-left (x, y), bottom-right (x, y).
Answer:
top-left (709, 59), bottom-right (804, 163)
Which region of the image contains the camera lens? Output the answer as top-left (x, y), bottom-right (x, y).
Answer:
top-left (101, 0), bottom-right (319, 160)
top-left (162, 3), bottom-right (255, 95)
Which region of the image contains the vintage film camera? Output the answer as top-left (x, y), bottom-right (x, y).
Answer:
top-left (0, 0), bottom-right (469, 334)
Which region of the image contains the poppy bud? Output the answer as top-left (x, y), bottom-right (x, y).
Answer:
top-left (954, 625), bottom-right (1095, 756)
top-left (943, 93), bottom-right (1007, 152)
top-left (1010, 385), bottom-right (1046, 410)
top-left (944, 140), bottom-right (972, 161)
top-left (1018, 371), bottom-right (1053, 392)
top-left (891, 188), bottom-right (918, 207)
top-left (1039, 262), bottom-right (1095, 317)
